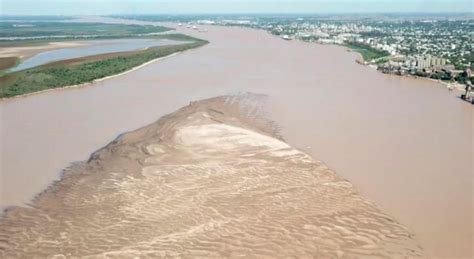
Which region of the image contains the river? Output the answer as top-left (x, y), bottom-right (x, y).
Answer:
top-left (0, 22), bottom-right (472, 257)
top-left (9, 38), bottom-right (188, 72)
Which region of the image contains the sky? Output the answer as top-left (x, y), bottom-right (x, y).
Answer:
top-left (2, 0), bottom-right (473, 15)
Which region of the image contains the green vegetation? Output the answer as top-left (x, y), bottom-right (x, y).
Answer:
top-left (0, 15), bottom-right (74, 21)
top-left (0, 33), bottom-right (197, 49)
top-left (345, 42), bottom-right (390, 62)
top-left (0, 36), bottom-right (208, 98)
top-left (0, 33), bottom-right (200, 73)
top-left (374, 56), bottom-right (391, 64)
top-left (0, 22), bottom-right (170, 39)
top-left (149, 34), bottom-right (200, 42)
top-left (0, 20), bottom-right (208, 98)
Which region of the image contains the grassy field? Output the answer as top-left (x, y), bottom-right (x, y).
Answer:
top-left (0, 22), bottom-right (170, 39)
top-left (345, 42), bottom-right (390, 62)
top-left (0, 35), bottom-right (207, 98)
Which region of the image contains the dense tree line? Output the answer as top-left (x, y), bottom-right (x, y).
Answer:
top-left (0, 39), bottom-right (207, 98)
top-left (0, 22), bottom-right (170, 38)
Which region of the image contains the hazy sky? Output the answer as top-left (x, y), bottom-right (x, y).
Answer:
top-left (2, 0), bottom-right (473, 15)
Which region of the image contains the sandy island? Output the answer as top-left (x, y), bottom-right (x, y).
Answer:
top-left (0, 41), bottom-right (89, 59)
top-left (0, 94), bottom-right (423, 257)
top-left (1, 21), bottom-right (471, 257)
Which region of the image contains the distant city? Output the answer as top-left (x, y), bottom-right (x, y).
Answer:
top-left (0, 8), bottom-right (473, 258)
top-left (213, 15), bottom-right (472, 83)
top-left (116, 14), bottom-right (473, 84)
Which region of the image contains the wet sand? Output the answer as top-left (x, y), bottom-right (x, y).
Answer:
top-left (8, 38), bottom-right (189, 72)
top-left (0, 24), bottom-right (472, 257)
top-left (0, 94), bottom-right (423, 257)
top-left (0, 41), bottom-right (88, 59)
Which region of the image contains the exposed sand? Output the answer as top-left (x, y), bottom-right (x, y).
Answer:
top-left (0, 94), bottom-right (423, 257)
top-left (0, 41), bottom-right (88, 59)
top-left (0, 21), bottom-right (472, 257)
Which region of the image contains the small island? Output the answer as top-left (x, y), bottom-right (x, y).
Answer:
top-left (0, 22), bottom-right (208, 98)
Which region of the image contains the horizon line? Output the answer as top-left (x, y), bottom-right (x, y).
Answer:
top-left (1, 12), bottom-right (473, 16)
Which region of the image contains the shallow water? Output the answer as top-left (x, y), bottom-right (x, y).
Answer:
top-left (9, 38), bottom-right (187, 72)
top-left (0, 95), bottom-right (423, 257)
top-left (0, 23), bottom-right (472, 257)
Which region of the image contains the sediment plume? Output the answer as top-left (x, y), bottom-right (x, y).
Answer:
top-left (0, 93), bottom-right (423, 257)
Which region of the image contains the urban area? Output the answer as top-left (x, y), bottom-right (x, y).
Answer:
top-left (175, 14), bottom-right (473, 97)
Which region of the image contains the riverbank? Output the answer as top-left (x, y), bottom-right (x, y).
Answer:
top-left (0, 21), bottom-right (171, 41)
top-left (0, 94), bottom-right (423, 257)
top-left (0, 36), bottom-right (208, 98)
top-left (0, 51), bottom-right (183, 101)
top-left (1, 22), bottom-right (471, 257)
top-left (0, 41), bottom-right (89, 61)
top-left (247, 25), bottom-right (471, 98)
top-left (344, 42), bottom-right (390, 62)
top-left (349, 55), bottom-right (468, 94)
top-left (336, 45), bottom-right (471, 97)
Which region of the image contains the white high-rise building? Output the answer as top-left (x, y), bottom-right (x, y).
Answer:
top-left (416, 55), bottom-right (431, 69)
top-left (431, 57), bottom-right (446, 67)
top-left (416, 55), bottom-right (446, 69)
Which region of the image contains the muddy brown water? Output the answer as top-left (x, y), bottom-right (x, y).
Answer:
top-left (0, 95), bottom-right (424, 257)
top-left (0, 23), bottom-right (472, 257)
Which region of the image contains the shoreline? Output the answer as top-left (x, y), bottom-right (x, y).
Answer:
top-left (1, 22), bottom-right (471, 256)
top-left (344, 47), bottom-right (468, 93)
top-left (351, 50), bottom-right (467, 92)
top-left (2, 93), bottom-right (272, 215)
top-left (241, 26), bottom-right (469, 96)
top-left (0, 45), bottom-right (205, 213)
top-left (0, 47), bottom-right (199, 102)
top-left (0, 41), bottom-right (90, 60)
top-left (0, 94), bottom-right (423, 257)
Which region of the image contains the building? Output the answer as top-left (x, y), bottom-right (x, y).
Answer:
top-left (431, 56), bottom-right (446, 66)
top-left (416, 55), bottom-right (431, 69)
top-left (416, 55), bottom-right (446, 69)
